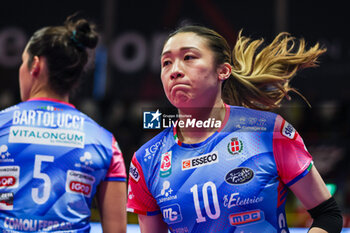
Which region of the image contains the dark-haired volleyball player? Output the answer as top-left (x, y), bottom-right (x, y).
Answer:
top-left (0, 16), bottom-right (126, 233)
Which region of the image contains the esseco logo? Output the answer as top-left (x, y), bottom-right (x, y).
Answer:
top-left (182, 151), bottom-right (219, 170)
top-left (227, 138), bottom-right (243, 155)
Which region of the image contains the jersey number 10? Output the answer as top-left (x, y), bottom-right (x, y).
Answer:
top-left (190, 181), bottom-right (221, 223)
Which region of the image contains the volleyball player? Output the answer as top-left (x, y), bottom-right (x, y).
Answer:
top-left (127, 26), bottom-right (342, 233)
top-left (0, 16), bottom-right (127, 233)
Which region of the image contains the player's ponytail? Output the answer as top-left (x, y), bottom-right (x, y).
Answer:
top-left (222, 31), bottom-right (326, 110)
top-left (165, 25), bottom-right (326, 110)
top-left (65, 15), bottom-right (98, 50)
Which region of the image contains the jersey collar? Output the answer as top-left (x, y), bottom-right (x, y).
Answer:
top-left (173, 103), bottom-right (230, 148)
top-left (27, 97), bottom-right (76, 108)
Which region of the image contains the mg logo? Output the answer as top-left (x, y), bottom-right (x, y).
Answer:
top-left (161, 204), bottom-right (182, 224)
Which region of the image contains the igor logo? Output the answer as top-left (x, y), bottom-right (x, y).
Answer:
top-left (69, 181), bottom-right (91, 195)
top-left (225, 167), bottom-right (254, 185)
top-left (0, 176), bottom-right (16, 187)
top-left (66, 170), bottom-right (95, 197)
top-left (229, 210), bottom-right (262, 226)
top-left (0, 166), bottom-right (19, 189)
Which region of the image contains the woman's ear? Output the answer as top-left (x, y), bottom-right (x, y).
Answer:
top-left (30, 56), bottom-right (40, 77)
top-left (217, 62), bottom-right (232, 81)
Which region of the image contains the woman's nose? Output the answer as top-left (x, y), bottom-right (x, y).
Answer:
top-left (170, 60), bottom-right (184, 79)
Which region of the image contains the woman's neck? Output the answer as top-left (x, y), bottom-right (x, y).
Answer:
top-left (27, 75), bottom-right (69, 103)
top-left (176, 99), bottom-right (226, 144)
top-left (29, 89), bottom-right (69, 103)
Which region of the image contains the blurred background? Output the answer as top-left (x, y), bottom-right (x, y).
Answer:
top-left (1, 0), bottom-right (349, 229)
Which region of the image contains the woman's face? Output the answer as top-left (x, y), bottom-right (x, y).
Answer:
top-left (19, 48), bottom-right (33, 101)
top-left (161, 32), bottom-right (221, 109)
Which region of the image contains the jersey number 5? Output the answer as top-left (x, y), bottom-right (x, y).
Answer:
top-left (32, 155), bottom-right (54, 204)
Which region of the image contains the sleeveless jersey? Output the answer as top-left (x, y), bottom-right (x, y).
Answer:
top-left (0, 98), bottom-right (126, 233)
top-left (127, 104), bottom-right (312, 233)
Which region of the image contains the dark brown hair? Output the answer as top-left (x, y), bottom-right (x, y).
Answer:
top-left (26, 15), bottom-right (99, 96)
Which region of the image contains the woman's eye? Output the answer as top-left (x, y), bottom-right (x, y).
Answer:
top-left (162, 60), bottom-right (171, 67)
top-left (184, 55), bottom-right (195, 60)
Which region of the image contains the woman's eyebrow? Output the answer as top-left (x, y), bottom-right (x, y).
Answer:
top-left (161, 46), bottom-right (200, 57)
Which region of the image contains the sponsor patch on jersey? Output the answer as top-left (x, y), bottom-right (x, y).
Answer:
top-left (2, 217), bottom-right (74, 231)
top-left (229, 209), bottom-right (263, 226)
top-left (127, 184), bottom-right (134, 200)
top-left (9, 126), bottom-right (85, 148)
top-left (74, 151), bottom-right (94, 172)
top-left (227, 138), bottom-right (243, 155)
top-left (182, 151), bottom-right (218, 170)
top-left (158, 180), bottom-right (177, 204)
top-left (160, 151), bottom-right (172, 177)
top-left (144, 138), bottom-right (164, 162)
top-left (66, 170), bottom-right (95, 197)
top-left (161, 203), bottom-right (183, 224)
top-left (223, 192), bottom-right (264, 209)
top-left (0, 166), bottom-right (20, 189)
top-left (225, 167), bottom-right (254, 185)
top-left (129, 162), bottom-right (140, 182)
top-left (0, 192), bottom-right (14, 210)
top-left (0, 144), bottom-right (14, 162)
top-left (281, 120), bottom-right (297, 140)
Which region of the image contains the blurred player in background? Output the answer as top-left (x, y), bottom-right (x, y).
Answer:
top-left (127, 25), bottom-right (342, 233)
top-left (0, 15), bottom-right (126, 233)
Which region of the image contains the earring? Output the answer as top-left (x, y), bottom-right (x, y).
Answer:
top-left (31, 67), bottom-right (39, 76)
top-left (219, 75), bottom-right (228, 81)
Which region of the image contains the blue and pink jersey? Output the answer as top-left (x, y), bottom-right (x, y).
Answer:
top-left (0, 98), bottom-right (126, 232)
top-left (127, 104), bottom-right (312, 233)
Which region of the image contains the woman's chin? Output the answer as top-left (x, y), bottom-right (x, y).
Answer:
top-left (171, 99), bottom-right (192, 109)
top-left (170, 93), bottom-right (192, 108)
